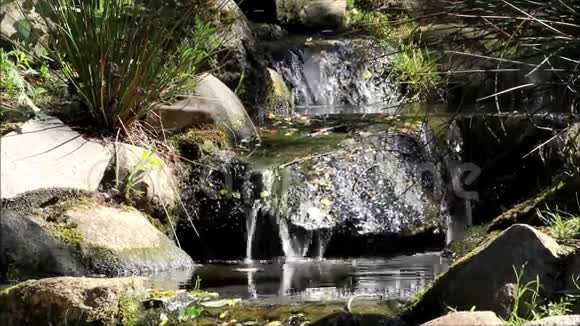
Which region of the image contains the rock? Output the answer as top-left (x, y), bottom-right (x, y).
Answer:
top-left (0, 196), bottom-right (193, 280)
top-left (406, 224), bottom-right (562, 324)
top-left (102, 143), bottom-right (177, 212)
top-left (276, 0), bottom-right (347, 30)
top-left (0, 117), bottom-right (112, 199)
top-left (177, 117), bottom-right (452, 260)
top-left (267, 68), bottom-right (292, 114)
top-left (201, 0), bottom-right (273, 119)
top-left (148, 74), bottom-right (258, 142)
top-left (311, 312), bottom-right (407, 326)
top-left (64, 203), bottom-right (193, 273)
top-left (421, 311), bottom-right (504, 325)
top-left (0, 276), bottom-right (146, 326)
top-left (523, 315), bottom-right (580, 326)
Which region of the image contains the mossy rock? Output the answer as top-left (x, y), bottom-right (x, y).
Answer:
top-left (489, 178), bottom-right (580, 232)
top-left (0, 190), bottom-right (193, 281)
top-left (0, 276), bottom-right (146, 326)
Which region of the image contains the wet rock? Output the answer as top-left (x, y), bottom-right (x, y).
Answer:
top-left (276, 0), bottom-right (347, 30)
top-left (101, 143), bottom-right (177, 212)
top-left (1, 117), bottom-right (112, 199)
top-left (421, 311), bottom-right (504, 325)
top-left (406, 224), bottom-right (561, 323)
top-left (0, 195), bottom-right (193, 280)
top-left (148, 74), bottom-right (258, 142)
top-left (0, 276), bottom-right (146, 326)
top-left (259, 127), bottom-right (450, 257)
top-left (176, 152), bottom-right (283, 260)
top-left (267, 68), bottom-right (293, 114)
top-left (311, 312), bottom-right (407, 326)
top-left (523, 315), bottom-right (580, 326)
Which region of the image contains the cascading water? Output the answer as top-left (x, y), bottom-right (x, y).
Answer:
top-left (268, 39), bottom-right (402, 115)
top-left (245, 202), bottom-right (260, 262)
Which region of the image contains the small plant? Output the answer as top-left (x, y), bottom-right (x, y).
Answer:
top-left (505, 265), bottom-right (540, 326)
top-left (180, 305), bottom-right (204, 320)
top-left (114, 148), bottom-right (164, 202)
top-left (34, 0), bottom-right (221, 129)
top-left (538, 208), bottom-right (580, 240)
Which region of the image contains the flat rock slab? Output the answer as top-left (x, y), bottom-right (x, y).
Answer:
top-left (1, 117), bottom-right (111, 198)
top-left (422, 311), bottom-right (504, 325)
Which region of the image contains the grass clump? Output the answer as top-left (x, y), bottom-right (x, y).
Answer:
top-left (34, 0), bottom-right (220, 130)
top-left (538, 208), bottom-right (580, 240)
top-left (392, 43), bottom-right (441, 100)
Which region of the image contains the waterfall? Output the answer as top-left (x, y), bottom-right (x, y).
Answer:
top-left (245, 202), bottom-right (260, 262)
top-left (269, 39), bottom-right (401, 115)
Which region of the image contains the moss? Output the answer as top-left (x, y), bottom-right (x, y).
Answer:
top-left (50, 224), bottom-right (84, 249)
top-left (447, 225), bottom-right (496, 260)
top-left (119, 296), bottom-right (142, 326)
top-left (170, 126), bottom-right (228, 160)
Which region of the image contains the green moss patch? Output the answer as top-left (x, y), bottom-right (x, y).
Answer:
top-left (171, 126), bottom-right (228, 160)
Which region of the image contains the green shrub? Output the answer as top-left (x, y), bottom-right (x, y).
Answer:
top-left (34, 0), bottom-right (220, 129)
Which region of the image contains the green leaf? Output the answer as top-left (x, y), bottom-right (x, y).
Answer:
top-left (14, 19), bottom-right (33, 42)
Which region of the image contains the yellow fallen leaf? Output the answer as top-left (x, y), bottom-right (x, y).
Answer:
top-left (320, 198), bottom-right (331, 207)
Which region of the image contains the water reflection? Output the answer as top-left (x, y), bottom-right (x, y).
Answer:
top-left (170, 253), bottom-right (449, 303)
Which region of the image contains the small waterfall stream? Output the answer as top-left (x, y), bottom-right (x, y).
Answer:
top-left (245, 203), bottom-right (260, 262)
top-left (268, 39), bottom-right (402, 115)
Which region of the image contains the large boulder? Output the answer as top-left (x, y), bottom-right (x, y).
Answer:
top-left (0, 276), bottom-right (146, 326)
top-left (406, 224), bottom-right (562, 324)
top-left (421, 311), bottom-right (504, 325)
top-left (148, 74), bottom-right (258, 143)
top-left (0, 117), bottom-right (112, 199)
top-left (276, 0), bottom-right (347, 30)
top-left (101, 143), bottom-right (177, 212)
top-left (0, 192), bottom-right (193, 280)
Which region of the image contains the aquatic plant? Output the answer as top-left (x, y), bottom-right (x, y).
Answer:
top-left (33, 0), bottom-right (220, 129)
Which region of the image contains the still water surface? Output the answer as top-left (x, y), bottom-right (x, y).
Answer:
top-left (149, 253), bottom-right (449, 304)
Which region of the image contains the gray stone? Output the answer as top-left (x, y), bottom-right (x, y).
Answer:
top-left (523, 315), bottom-right (580, 326)
top-left (0, 117), bottom-right (112, 198)
top-left (422, 311), bottom-right (505, 325)
top-left (148, 74), bottom-right (258, 142)
top-left (0, 197), bottom-right (193, 279)
top-left (104, 143), bottom-right (177, 211)
top-left (276, 0), bottom-right (347, 30)
top-left (0, 276), bottom-right (146, 326)
top-left (408, 224), bottom-right (561, 323)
